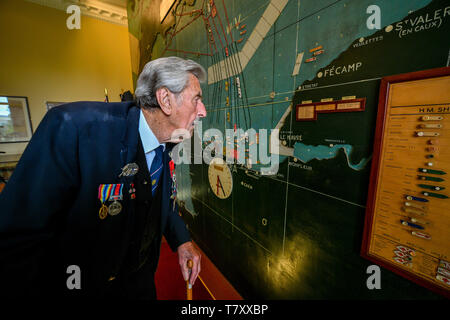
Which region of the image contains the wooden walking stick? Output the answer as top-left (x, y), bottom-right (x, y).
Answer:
top-left (186, 259), bottom-right (193, 300)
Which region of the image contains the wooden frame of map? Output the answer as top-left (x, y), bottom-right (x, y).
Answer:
top-left (361, 66), bottom-right (450, 298)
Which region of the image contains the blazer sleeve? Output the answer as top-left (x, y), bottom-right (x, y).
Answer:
top-left (0, 107), bottom-right (80, 295)
top-left (163, 201), bottom-right (191, 252)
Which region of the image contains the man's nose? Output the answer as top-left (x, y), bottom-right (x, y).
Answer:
top-left (197, 100), bottom-right (207, 118)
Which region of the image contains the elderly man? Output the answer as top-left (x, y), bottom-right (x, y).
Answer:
top-left (0, 57), bottom-right (205, 299)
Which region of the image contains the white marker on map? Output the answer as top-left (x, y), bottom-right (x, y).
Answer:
top-left (292, 52), bottom-right (304, 76)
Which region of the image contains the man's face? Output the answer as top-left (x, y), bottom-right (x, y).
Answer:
top-left (170, 74), bottom-right (206, 136)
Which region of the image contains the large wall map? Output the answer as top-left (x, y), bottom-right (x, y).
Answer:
top-left (127, 0), bottom-right (450, 299)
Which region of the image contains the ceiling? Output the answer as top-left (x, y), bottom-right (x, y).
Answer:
top-left (25, 0), bottom-right (129, 26)
top-left (94, 0), bottom-right (127, 8)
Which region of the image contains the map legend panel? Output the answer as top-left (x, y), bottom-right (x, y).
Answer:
top-left (362, 68), bottom-right (450, 298)
top-left (295, 98), bottom-right (365, 121)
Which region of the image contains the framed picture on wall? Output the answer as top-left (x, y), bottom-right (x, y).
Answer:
top-left (0, 96), bottom-right (33, 143)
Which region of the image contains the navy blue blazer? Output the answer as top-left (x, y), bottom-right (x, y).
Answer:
top-left (0, 101), bottom-right (191, 296)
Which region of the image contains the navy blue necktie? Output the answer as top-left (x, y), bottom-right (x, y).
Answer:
top-left (150, 146), bottom-right (164, 197)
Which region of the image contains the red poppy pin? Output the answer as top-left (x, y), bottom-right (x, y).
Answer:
top-left (169, 160), bottom-right (177, 210)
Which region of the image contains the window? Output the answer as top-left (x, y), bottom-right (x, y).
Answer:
top-left (0, 96), bottom-right (33, 143)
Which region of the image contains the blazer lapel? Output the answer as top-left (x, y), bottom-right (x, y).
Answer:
top-left (160, 149), bottom-right (172, 232)
top-left (119, 104), bottom-right (140, 166)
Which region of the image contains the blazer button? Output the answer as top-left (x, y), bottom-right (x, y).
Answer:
top-left (143, 180), bottom-right (148, 185)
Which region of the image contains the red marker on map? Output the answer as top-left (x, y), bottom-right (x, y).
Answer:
top-left (313, 49), bottom-right (324, 56)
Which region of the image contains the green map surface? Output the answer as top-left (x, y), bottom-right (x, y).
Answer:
top-left (128, 0), bottom-right (449, 299)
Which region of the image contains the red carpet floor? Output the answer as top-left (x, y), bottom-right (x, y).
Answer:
top-left (155, 240), bottom-right (213, 300)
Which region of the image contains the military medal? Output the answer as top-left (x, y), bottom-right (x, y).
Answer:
top-left (108, 200), bottom-right (122, 216)
top-left (98, 183), bottom-right (124, 219)
top-left (108, 184), bottom-right (124, 216)
top-left (99, 204), bottom-right (108, 220)
top-left (119, 163), bottom-right (139, 177)
top-left (98, 184), bottom-right (111, 219)
top-left (129, 183), bottom-right (136, 199)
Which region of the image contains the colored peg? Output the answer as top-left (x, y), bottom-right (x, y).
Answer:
top-left (400, 219), bottom-right (425, 230)
top-left (418, 175), bottom-right (444, 182)
top-left (415, 131), bottom-right (440, 137)
top-left (421, 115), bottom-right (443, 121)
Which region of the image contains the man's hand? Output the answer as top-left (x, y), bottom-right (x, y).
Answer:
top-left (177, 241), bottom-right (201, 286)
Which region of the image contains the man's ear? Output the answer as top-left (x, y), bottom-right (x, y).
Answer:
top-left (156, 87), bottom-right (172, 116)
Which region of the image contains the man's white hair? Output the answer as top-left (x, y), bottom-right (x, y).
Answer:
top-left (135, 56), bottom-right (206, 109)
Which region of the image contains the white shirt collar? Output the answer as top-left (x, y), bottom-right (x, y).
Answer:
top-left (139, 109), bottom-right (165, 153)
